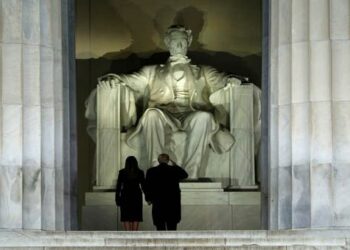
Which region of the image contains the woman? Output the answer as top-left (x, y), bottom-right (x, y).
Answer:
top-left (115, 156), bottom-right (145, 231)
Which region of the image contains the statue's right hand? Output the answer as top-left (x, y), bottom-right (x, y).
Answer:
top-left (98, 80), bottom-right (111, 90)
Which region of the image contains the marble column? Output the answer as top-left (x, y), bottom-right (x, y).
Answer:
top-left (0, 0), bottom-right (73, 230)
top-left (269, 0), bottom-right (350, 229)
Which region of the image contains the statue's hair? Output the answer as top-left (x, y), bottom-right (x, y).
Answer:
top-left (164, 25), bottom-right (193, 48)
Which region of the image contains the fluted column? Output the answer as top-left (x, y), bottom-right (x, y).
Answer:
top-left (269, 0), bottom-right (350, 229)
top-left (0, 0), bottom-right (72, 230)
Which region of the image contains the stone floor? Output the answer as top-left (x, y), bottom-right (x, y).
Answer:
top-left (1, 229), bottom-right (350, 249)
top-left (83, 189), bottom-right (261, 231)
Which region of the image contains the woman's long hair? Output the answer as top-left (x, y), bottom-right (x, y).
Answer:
top-left (124, 156), bottom-right (139, 180)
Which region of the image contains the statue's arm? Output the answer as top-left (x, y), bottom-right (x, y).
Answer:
top-left (202, 65), bottom-right (241, 94)
top-left (98, 66), bottom-right (154, 93)
top-left (84, 66), bottom-right (156, 143)
top-left (203, 66), bottom-right (241, 127)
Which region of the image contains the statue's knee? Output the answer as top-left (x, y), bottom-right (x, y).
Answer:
top-left (142, 109), bottom-right (163, 123)
top-left (193, 111), bottom-right (213, 123)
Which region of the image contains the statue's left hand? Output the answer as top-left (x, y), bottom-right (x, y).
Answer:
top-left (98, 74), bottom-right (126, 89)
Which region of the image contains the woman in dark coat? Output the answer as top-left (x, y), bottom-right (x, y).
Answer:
top-left (115, 156), bottom-right (145, 231)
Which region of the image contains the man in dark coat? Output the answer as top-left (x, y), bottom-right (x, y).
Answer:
top-left (145, 153), bottom-right (188, 230)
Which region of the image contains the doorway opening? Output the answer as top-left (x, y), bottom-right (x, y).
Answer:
top-left (74, 0), bottom-right (268, 230)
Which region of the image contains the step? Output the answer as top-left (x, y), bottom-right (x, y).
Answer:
top-left (0, 229), bottom-right (349, 249)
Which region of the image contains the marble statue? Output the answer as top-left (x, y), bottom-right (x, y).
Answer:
top-left (85, 25), bottom-right (261, 184)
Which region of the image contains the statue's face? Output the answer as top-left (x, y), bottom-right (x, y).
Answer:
top-left (167, 31), bottom-right (188, 56)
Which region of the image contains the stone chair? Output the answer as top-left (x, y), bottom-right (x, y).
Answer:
top-left (85, 78), bottom-right (261, 189)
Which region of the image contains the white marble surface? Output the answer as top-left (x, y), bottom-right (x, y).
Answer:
top-left (83, 190), bottom-right (261, 231)
top-left (22, 166), bottom-right (41, 229)
top-left (310, 102), bottom-right (332, 164)
top-left (230, 86), bottom-right (256, 187)
top-left (291, 0), bottom-right (308, 43)
top-left (333, 163), bottom-right (350, 227)
top-left (291, 42), bottom-right (309, 103)
top-left (0, 165), bottom-right (23, 228)
top-left (229, 192), bottom-right (260, 205)
top-left (180, 182), bottom-right (222, 189)
top-left (93, 81), bottom-right (259, 187)
top-left (119, 132), bottom-right (232, 182)
top-left (181, 205), bottom-right (234, 230)
top-left (54, 49), bottom-right (64, 105)
top-left (181, 191), bottom-right (229, 205)
top-left (2, 44), bottom-right (22, 104)
top-left (1, 0), bottom-right (22, 43)
top-left (40, 47), bottom-right (54, 107)
top-left (87, 186), bottom-right (259, 205)
top-left (0, 229), bottom-right (349, 248)
top-left (332, 41), bottom-right (350, 101)
top-left (83, 204), bottom-right (260, 231)
top-left (311, 164), bottom-right (333, 227)
top-left (0, 0), bottom-right (67, 230)
top-left (22, 0), bottom-right (40, 45)
top-left (291, 103), bottom-right (310, 165)
top-left (292, 164), bottom-right (310, 228)
top-left (42, 167), bottom-right (56, 230)
top-left (277, 105), bottom-right (291, 167)
top-left (51, 0), bottom-right (62, 51)
top-left (55, 167), bottom-right (65, 230)
top-left (310, 41), bottom-right (331, 102)
top-left (309, 0), bottom-right (330, 41)
top-left (22, 44), bottom-right (40, 106)
top-left (41, 107), bottom-right (55, 169)
top-left (330, 0), bottom-right (350, 40)
top-left (40, 0), bottom-right (54, 47)
top-left (2, 105), bottom-right (22, 165)
top-left (333, 102), bottom-right (350, 163)
top-left (232, 205), bottom-right (260, 230)
top-left (269, 0), bottom-right (350, 229)
top-left (277, 0), bottom-right (292, 45)
top-left (277, 166), bottom-right (292, 229)
top-left (277, 45), bottom-right (292, 105)
top-left (23, 106), bottom-right (41, 167)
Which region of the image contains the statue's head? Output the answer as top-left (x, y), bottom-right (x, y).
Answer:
top-left (164, 25), bottom-right (192, 56)
top-left (158, 153), bottom-right (170, 164)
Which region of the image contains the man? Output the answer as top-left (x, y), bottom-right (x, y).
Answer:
top-left (145, 153), bottom-right (188, 230)
top-left (95, 25), bottom-right (240, 178)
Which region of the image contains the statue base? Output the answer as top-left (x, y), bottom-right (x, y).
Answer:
top-left (82, 183), bottom-right (261, 230)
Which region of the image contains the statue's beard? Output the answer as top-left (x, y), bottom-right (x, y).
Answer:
top-left (169, 54), bottom-right (191, 65)
top-left (169, 48), bottom-right (187, 56)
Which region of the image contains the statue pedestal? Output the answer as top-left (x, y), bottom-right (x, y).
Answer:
top-left (82, 183), bottom-right (261, 230)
